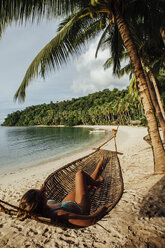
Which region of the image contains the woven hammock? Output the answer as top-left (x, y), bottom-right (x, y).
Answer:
top-left (45, 148), bottom-right (123, 214)
top-left (0, 131), bottom-right (124, 226)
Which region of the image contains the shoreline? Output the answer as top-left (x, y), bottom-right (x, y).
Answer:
top-left (0, 125), bottom-right (109, 176)
top-left (0, 125), bottom-right (113, 184)
top-left (0, 125), bottom-right (165, 248)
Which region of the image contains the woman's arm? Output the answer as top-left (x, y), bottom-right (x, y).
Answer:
top-left (56, 203), bottom-right (113, 227)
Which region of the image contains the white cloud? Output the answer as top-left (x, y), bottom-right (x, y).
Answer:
top-left (0, 20), bottom-right (130, 112)
top-left (71, 40), bottom-right (129, 95)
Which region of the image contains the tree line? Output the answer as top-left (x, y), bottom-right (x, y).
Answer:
top-left (2, 88), bottom-right (148, 127)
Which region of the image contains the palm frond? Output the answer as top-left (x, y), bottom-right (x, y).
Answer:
top-left (119, 63), bottom-right (132, 78)
top-left (100, 23), bottom-right (125, 76)
top-left (128, 75), bottom-right (140, 102)
top-left (111, 24), bottom-right (124, 75)
top-left (73, 19), bottom-right (102, 48)
top-left (0, 0), bottom-right (90, 31)
top-left (103, 57), bottom-right (113, 70)
top-left (96, 23), bottom-right (125, 75)
top-left (14, 8), bottom-right (101, 101)
top-left (95, 24), bottom-right (111, 58)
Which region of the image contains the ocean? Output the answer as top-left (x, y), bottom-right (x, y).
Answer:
top-left (0, 110), bottom-right (107, 175)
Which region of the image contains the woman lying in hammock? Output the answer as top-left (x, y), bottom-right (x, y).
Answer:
top-left (18, 156), bottom-right (112, 227)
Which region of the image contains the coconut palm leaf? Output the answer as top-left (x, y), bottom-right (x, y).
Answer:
top-left (129, 75), bottom-right (139, 98)
top-left (119, 63), bottom-right (133, 80)
top-left (0, 0), bottom-right (84, 35)
top-left (0, 0), bottom-right (91, 37)
top-left (95, 22), bottom-right (125, 76)
top-left (103, 57), bottom-right (113, 70)
top-left (14, 8), bottom-right (102, 101)
top-left (95, 22), bottom-right (112, 58)
top-left (110, 24), bottom-right (125, 75)
top-left (0, 0), bottom-right (89, 21)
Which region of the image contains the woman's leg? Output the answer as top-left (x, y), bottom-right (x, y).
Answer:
top-left (90, 155), bottom-right (104, 181)
top-left (63, 156), bottom-right (104, 214)
top-left (74, 170), bottom-right (103, 214)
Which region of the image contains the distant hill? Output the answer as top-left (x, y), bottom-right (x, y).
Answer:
top-left (2, 88), bottom-right (146, 126)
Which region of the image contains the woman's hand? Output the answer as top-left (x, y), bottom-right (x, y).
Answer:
top-left (54, 202), bottom-right (114, 227)
top-left (92, 202), bottom-right (114, 224)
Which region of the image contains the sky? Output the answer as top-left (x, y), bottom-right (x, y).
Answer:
top-left (0, 18), bottom-right (130, 113)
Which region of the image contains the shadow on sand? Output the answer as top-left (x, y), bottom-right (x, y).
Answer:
top-left (139, 175), bottom-right (165, 218)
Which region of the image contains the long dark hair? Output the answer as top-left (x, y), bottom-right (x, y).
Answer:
top-left (17, 189), bottom-right (45, 220)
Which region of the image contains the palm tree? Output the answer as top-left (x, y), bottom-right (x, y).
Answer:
top-left (141, 61), bottom-right (165, 143)
top-left (1, 0), bottom-right (165, 173)
top-left (114, 7), bottom-right (165, 173)
top-left (99, 12), bottom-right (165, 142)
top-left (148, 64), bottom-right (165, 121)
top-left (95, 1), bottom-right (165, 172)
top-left (106, 55), bottom-right (165, 142)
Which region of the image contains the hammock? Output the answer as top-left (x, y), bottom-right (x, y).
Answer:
top-left (0, 130), bottom-right (124, 226)
top-left (45, 148), bottom-right (123, 214)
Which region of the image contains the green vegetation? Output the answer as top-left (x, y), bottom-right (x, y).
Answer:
top-left (2, 88), bottom-right (147, 127)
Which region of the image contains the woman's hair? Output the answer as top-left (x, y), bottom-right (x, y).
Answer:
top-left (17, 189), bottom-right (45, 220)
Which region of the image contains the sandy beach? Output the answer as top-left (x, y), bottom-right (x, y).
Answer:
top-left (0, 125), bottom-right (164, 248)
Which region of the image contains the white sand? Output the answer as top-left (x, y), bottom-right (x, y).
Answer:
top-left (0, 126), bottom-right (165, 248)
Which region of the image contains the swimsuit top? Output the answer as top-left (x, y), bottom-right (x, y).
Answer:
top-left (47, 200), bottom-right (83, 214)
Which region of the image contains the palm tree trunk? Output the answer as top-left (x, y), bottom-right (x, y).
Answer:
top-left (148, 65), bottom-right (165, 121)
top-left (160, 27), bottom-right (165, 46)
top-left (114, 6), bottom-right (165, 174)
top-left (141, 61), bottom-right (165, 143)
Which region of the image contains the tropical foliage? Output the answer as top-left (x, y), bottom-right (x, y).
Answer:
top-left (2, 88), bottom-right (147, 127)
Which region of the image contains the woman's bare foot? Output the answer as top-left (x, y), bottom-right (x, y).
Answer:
top-left (93, 175), bottom-right (104, 190)
top-left (96, 175), bottom-right (104, 183)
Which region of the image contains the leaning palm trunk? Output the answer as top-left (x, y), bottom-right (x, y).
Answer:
top-left (148, 65), bottom-right (165, 121)
top-left (114, 6), bottom-right (165, 174)
top-left (141, 61), bottom-right (165, 143)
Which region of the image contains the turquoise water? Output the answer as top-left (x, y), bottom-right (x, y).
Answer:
top-left (0, 125), bottom-right (107, 174)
